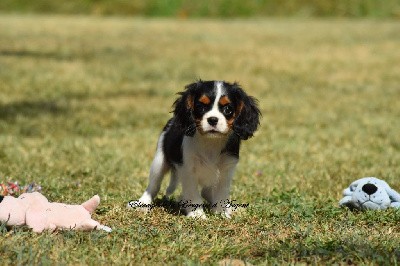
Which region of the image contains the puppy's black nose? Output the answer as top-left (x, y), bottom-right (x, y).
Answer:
top-left (207, 117), bottom-right (219, 126)
top-left (362, 183), bottom-right (378, 195)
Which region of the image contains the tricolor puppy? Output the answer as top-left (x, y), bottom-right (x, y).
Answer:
top-left (130, 80), bottom-right (261, 218)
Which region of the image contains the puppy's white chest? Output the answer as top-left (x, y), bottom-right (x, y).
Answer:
top-left (191, 152), bottom-right (221, 186)
top-left (181, 134), bottom-right (232, 187)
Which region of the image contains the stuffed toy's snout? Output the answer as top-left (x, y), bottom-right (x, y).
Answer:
top-left (339, 177), bottom-right (400, 210)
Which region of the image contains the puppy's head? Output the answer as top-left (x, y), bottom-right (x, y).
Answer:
top-left (173, 80), bottom-right (261, 140)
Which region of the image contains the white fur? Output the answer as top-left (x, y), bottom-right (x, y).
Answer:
top-left (130, 131), bottom-right (238, 219)
top-left (180, 132), bottom-right (237, 218)
top-left (127, 132), bottom-right (170, 210)
top-left (128, 81), bottom-right (243, 218)
top-left (201, 81), bottom-right (229, 135)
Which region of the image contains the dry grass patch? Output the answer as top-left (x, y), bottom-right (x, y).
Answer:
top-left (0, 15), bottom-right (400, 264)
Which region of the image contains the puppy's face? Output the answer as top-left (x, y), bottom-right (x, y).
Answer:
top-left (188, 81), bottom-right (241, 137)
top-left (174, 80), bottom-right (261, 140)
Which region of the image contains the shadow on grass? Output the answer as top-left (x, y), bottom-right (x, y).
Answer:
top-left (153, 197), bottom-right (186, 217)
top-left (0, 49), bottom-right (99, 61)
top-left (0, 49), bottom-right (76, 61)
top-left (258, 237), bottom-right (400, 263)
top-left (0, 100), bottom-right (66, 121)
top-left (152, 197), bottom-right (219, 217)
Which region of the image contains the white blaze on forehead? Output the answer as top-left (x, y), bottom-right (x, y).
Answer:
top-left (198, 81), bottom-right (229, 134)
top-left (212, 81), bottom-right (225, 109)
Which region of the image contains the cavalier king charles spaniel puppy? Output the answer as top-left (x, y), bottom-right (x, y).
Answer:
top-left (129, 80), bottom-right (261, 218)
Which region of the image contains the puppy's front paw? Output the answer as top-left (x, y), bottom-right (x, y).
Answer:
top-left (212, 206), bottom-right (232, 219)
top-left (222, 208), bottom-right (232, 219)
top-left (127, 192), bottom-right (153, 212)
top-left (186, 209), bottom-right (207, 219)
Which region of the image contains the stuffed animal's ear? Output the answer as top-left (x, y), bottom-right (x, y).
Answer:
top-left (349, 180), bottom-right (360, 192)
top-left (82, 195), bottom-right (100, 213)
top-left (342, 187), bottom-right (353, 197)
top-left (342, 180), bottom-right (359, 196)
top-left (386, 187), bottom-right (400, 204)
top-left (339, 195), bottom-right (362, 210)
top-left (339, 196), bottom-right (352, 206)
top-left (391, 202), bottom-right (400, 208)
top-left (172, 82), bottom-right (198, 136)
top-left (339, 196), bottom-right (354, 208)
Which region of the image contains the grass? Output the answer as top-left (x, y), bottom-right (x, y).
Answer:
top-left (1, 0), bottom-right (400, 18)
top-left (0, 14), bottom-right (400, 264)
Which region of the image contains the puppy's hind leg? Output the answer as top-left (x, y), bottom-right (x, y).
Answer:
top-left (128, 133), bottom-right (170, 210)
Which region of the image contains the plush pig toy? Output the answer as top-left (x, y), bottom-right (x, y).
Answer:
top-left (0, 192), bottom-right (111, 233)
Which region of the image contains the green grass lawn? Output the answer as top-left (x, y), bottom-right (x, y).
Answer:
top-left (1, 14), bottom-right (400, 264)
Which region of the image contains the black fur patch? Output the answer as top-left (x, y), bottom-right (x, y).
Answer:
top-left (163, 118), bottom-right (185, 165)
top-left (222, 134), bottom-right (241, 158)
top-left (162, 80), bottom-right (260, 165)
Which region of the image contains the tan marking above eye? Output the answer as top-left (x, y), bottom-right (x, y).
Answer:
top-left (219, 96), bottom-right (231, 106)
top-left (199, 95), bottom-right (211, 105)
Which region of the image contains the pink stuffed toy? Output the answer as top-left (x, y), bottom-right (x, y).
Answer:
top-left (0, 192), bottom-right (111, 233)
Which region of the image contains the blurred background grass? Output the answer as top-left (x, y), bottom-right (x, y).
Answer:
top-left (1, 0), bottom-right (400, 18)
top-left (1, 0), bottom-right (400, 264)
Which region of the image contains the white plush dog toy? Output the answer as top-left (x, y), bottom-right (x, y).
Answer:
top-left (339, 177), bottom-right (400, 210)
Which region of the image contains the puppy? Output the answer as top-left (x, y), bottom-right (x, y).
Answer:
top-left (129, 80), bottom-right (261, 218)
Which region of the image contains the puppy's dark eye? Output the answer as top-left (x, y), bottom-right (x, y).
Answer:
top-left (222, 105), bottom-right (234, 116)
top-left (195, 102), bottom-right (207, 113)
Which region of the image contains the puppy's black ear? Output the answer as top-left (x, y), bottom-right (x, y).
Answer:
top-left (232, 84), bottom-right (261, 140)
top-left (172, 81), bottom-right (199, 136)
